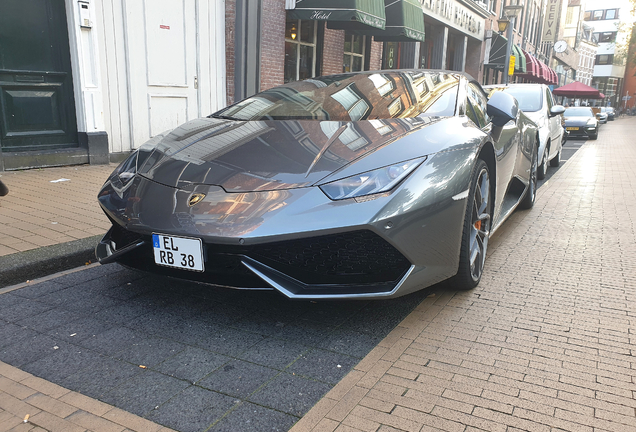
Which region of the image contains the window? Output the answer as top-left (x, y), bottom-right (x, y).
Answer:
top-left (285, 19), bottom-right (317, 83)
top-left (595, 32), bottom-right (617, 43)
top-left (595, 54), bottom-right (614, 65)
top-left (331, 85), bottom-right (370, 121)
top-left (466, 83), bottom-right (490, 127)
top-left (343, 33), bottom-right (365, 73)
top-left (586, 9), bottom-right (619, 20)
top-left (544, 87), bottom-right (554, 112)
top-left (368, 74), bottom-right (394, 96)
top-left (604, 9), bottom-right (617, 19)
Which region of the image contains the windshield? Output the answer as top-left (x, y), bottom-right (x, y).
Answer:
top-left (212, 71), bottom-right (459, 121)
top-left (500, 86), bottom-right (543, 112)
top-left (565, 107), bottom-right (594, 117)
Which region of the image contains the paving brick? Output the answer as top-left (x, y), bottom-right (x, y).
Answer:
top-left (19, 376), bottom-right (70, 400)
top-left (23, 393), bottom-right (77, 419)
top-left (326, 386), bottom-right (369, 422)
top-left (58, 392), bottom-right (113, 417)
top-left (0, 364), bottom-right (30, 383)
top-left (66, 410), bottom-right (126, 432)
top-left (26, 411), bottom-right (86, 432)
top-left (0, 378), bottom-right (36, 400)
top-left (0, 391), bottom-right (42, 419)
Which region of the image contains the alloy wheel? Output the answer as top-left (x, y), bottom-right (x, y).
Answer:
top-left (469, 168), bottom-right (491, 282)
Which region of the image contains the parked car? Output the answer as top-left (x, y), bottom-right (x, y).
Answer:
top-left (96, 70), bottom-right (539, 299)
top-left (596, 109), bottom-right (608, 124)
top-left (485, 83), bottom-right (565, 180)
top-left (601, 106), bottom-right (615, 121)
top-left (564, 106), bottom-right (599, 140)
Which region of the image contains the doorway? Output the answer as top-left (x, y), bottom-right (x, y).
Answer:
top-left (0, 0), bottom-right (79, 161)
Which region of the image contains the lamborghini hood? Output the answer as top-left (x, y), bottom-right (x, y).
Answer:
top-left (136, 116), bottom-right (442, 192)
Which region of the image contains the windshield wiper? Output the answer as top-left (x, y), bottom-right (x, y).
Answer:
top-left (209, 113), bottom-right (242, 121)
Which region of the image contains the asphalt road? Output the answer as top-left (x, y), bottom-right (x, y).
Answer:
top-left (0, 134), bottom-right (589, 432)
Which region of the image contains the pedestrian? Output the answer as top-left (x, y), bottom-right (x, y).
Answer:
top-left (0, 179), bottom-right (8, 197)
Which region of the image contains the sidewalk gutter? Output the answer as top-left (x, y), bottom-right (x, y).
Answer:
top-left (0, 235), bottom-right (101, 288)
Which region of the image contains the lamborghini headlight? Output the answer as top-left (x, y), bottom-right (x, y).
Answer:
top-left (115, 151), bottom-right (139, 186)
top-left (320, 157), bottom-right (426, 200)
top-left (114, 132), bottom-right (167, 186)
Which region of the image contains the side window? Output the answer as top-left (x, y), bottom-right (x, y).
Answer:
top-left (466, 83), bottom-right (490, 128)
top-left (545, 88), bottom-right (554, 112)
top-left (465, 99), bottom-right (480, 126)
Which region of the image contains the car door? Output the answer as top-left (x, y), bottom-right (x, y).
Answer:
top-left (545, 87), bottom-right (563, 155)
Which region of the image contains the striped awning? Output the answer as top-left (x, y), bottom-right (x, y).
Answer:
top-left (287, 0), bottom-right (386, 30)
top-left (326, 0), bottom-right (425, 42)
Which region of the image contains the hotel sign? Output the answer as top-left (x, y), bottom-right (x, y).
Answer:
top-left (421, 0), bottom-right (485, 40)
top-left (542, 0), bottom-right (561, 42)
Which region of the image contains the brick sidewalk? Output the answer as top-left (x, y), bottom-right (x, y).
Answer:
top-left (0, 164), bottom-right (114, 256)
top-left (0, 360), bottom-right (175, 432)
top-left (291, 117), bottom-right (636, 432)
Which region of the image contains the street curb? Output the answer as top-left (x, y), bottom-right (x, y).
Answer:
top-left (0, 235), bottom-right (102, 288)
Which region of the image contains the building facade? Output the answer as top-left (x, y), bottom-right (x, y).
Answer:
top-left (5, 0), bottom-right (623, 171)
top-left (585, 0), bottom-right (626, 107)
top-left (0, 0), bottom-right (226, 171)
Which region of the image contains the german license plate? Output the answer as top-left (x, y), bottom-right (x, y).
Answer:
top-left (152, 234), bottom-right (204, 272)
top-left (566, 126), bottom-right (579, 131)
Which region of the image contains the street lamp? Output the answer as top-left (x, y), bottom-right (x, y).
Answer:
top-left (502, 0), bottom-right (524, 85)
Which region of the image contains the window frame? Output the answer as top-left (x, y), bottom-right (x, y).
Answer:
top-left (343, 33), bottom-right (366, 73)
top-left (284, 19), bottom-right (318, 83)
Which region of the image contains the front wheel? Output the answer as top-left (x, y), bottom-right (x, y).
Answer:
top-left (452, 159), bottom-right (491, 290)
top-left (519, 146), bottom-right (537, 210)
top-left (550, 145), bottom-right (561, 167)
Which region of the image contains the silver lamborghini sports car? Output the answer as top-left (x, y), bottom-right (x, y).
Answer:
top-left (96, 71), bottom-right (539, 299)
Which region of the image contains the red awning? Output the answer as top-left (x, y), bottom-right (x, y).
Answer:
top-left (552, 81), bottom-right (604, 99)
top-left (520, 50), bottom-right (540, 77)
top-left (513, 51), bottom-right (559, 85)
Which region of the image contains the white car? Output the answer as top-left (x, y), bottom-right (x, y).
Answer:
top-left (485, 84), bottom-right (565, 179)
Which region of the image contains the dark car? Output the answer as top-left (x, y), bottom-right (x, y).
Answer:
top-left (96, 70), bottom-right (539, 299)
top-left (564, 107), bottom-right (599, 140)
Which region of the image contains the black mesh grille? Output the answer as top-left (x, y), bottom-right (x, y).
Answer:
top-left (109, 225), bottom-right (410, 290)
top-left (246, 230), bottom-right (410, 284)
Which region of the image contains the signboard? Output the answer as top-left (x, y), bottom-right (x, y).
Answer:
top-left (509, 55), bottom-right (516, 75)
top-left (542, 0), bottom-right (561, 42)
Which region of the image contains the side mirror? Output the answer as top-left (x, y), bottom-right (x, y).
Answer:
top-left (550, 105), bottom-right (565, 116)
top-left (487, 91), bottom-right (518, 127)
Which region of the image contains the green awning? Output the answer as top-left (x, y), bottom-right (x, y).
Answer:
top-left (512, 44), bottom-right (526, 73)
top-left (484, 33), bottom-right (526, 73)
top-left (287, 0), bottom-right (386, 30)
top-left (327, 0), bottom-right (425, 42)
top-left (485, 32), bottom-right (507, 67)
top-left (373, 0), bottom-right (425, 42)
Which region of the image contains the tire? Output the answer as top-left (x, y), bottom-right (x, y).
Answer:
top-left (537, 146), bottom-right (548, 180)
top-left (519, 145), bottom-right (537, 210)
top-left (549, 145), bottom-right (561, 167)
top-left (590, 133), bottom-right (598, 140)
top-left (452, 159), bottom-right (492, 291)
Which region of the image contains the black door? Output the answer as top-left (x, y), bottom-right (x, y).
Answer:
top-left (0, 0), bottom-right (78, 154)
